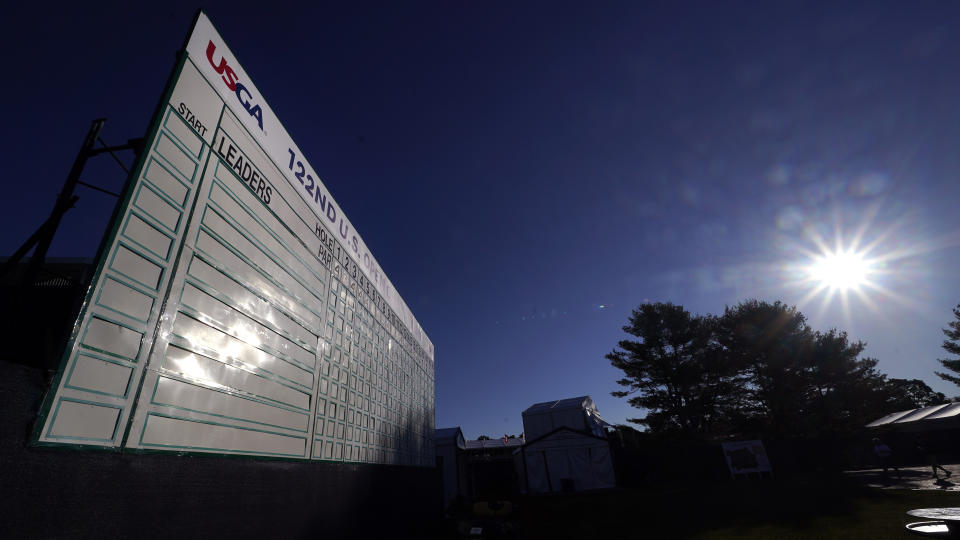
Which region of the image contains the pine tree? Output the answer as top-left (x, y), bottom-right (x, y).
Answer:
top-left (935, 304), bottom-right (960, 386)
top-left (607, 302), bottom-right (734, 437)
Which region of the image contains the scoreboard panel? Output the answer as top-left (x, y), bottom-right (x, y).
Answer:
top-left (36, 12), bottom-right (434, 466)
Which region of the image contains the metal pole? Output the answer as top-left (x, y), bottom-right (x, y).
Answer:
top-left (20, 119), bottom-right (106, 287)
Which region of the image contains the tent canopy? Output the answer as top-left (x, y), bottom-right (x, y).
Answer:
top-left (867, 403), bottom-right (960, 429)
top-left (522, 395), bottom-right (610, 441)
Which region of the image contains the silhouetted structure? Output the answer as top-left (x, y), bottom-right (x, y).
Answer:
top-left (515, 396), bottom-right (616, 493)
top-left (436, 426), bottom-right (468, 510)
top-left (0, 258), bottom-right (92, 372)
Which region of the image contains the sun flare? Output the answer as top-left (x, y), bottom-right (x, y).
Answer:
top-left (808, 251), bottom-right (873, 291)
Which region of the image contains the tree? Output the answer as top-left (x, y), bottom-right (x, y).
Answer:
top-left (935, 304), bottom-right (960, 386)
top-left (802, 330), bottom-right (887, 435)
top-left (719, 301), bottom-right (900, 437)
top-left (717, 300), bottom-right (813, 437)
top-left (882, 378), bottom-right (947, 411)
top-left (609, 298), bottom-right (913, 440)
top-left (606, 302), bottom-right (737, 438)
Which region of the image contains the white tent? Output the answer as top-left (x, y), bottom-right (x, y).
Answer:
top-left (515, 396), bottom-right (615, 493)
top-left (867, 403), bottom-right (960, 431)
top-left (521, 396), bottom-right (611, 440)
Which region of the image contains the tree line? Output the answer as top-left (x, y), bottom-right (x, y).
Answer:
top-left (607, 300), bottom-right (947, 440)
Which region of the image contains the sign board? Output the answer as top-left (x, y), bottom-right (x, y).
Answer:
top-left (721, 440), bottom-right (773, 477)
top-left (34, 11), bottom-right (435, 466)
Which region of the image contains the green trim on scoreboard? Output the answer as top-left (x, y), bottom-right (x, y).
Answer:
top-left (147, 374), bottom-right (312, 434)
top-left (202, 173), bottom-right (329, 311)
top-left (137, 412), bottom-right (307, 458)
top-left (130, 181), bottom-right (185, 235)
top-left (44, 397), bottom-right (125, 443)
top-left (31, 43), bottom-right (193, 449)
top-left (141, 156), bottom-right (192, 209)
top-left (93, 276), bottom-right (156, 325)
top-left (63, 351), bottom-right (136, 399)
top-left (78, 313), bottom-right (144, 363)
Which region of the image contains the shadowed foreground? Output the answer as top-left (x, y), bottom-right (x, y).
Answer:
top-left (0, 360), bottom-right (442, 539)
top-left (445, 473), bottom-right (958, 539)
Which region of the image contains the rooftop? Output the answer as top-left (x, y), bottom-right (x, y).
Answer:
top-left (464, 437), bottom-right (524, 450)
top-left (523, 396), bottom-right (595, 415)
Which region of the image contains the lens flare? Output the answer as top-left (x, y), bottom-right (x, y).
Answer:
top-left (808, 250), bottom-right (872, 291)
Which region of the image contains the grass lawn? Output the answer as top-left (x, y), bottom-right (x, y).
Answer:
top-left (502, 476), bottom-right (960, 539)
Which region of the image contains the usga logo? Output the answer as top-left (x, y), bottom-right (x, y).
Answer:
top-left (205, 40), bottom-right (264, 131)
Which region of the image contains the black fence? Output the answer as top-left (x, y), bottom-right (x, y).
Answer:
top-left (607, 427), bottom-right (960, 487)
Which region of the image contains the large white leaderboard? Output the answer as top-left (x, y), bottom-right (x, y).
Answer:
top-left (35, 12), bottom-right (435, 466)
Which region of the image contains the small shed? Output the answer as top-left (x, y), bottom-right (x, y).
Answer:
top-left (515, 396), bottom-right (615, 493)
top-left (435, 427), bottom-right (467, 510)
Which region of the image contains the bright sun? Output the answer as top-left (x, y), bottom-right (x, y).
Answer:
top-left (808, 250), bottom-right (872, 291)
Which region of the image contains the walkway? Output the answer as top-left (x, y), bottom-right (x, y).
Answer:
top-left (845, 463), bottom-right (960, 491)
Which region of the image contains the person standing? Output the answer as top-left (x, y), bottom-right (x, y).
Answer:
top-left (916, 436), bottom-right (951, 480)
top-left (873, 437), bottom-right (901, 480)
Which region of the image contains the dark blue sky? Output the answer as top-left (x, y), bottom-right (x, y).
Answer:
top-left (5, 1), bottom-right (960, 438)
